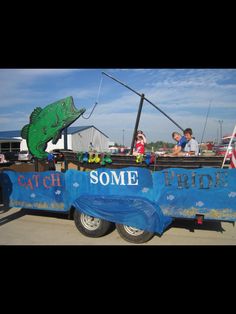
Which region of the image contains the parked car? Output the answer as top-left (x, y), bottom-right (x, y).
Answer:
top-left (1, 151), bottom-right (19, 161)
top-left (213, 145), bottom-right (232, 160)
top-left (0, 153), bottom-right (13, 166)
top-left (18, 150), bottom-right (33, 161)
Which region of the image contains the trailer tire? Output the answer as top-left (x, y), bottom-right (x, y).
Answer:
top-left (115, 223), bottom-right (154, 244)
top-left (74, 210), bottom-right (113, 238)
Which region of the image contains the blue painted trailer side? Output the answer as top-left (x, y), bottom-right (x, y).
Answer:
top-left (1, 167), bottom-right (236, 234)
top-left (152, 168), bottom-right (236, 221)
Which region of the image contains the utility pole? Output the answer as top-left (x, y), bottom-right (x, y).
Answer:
top-left (218, 120), bottom-right (223, 143)
top-left (122, 129), bottom-right (125, 147)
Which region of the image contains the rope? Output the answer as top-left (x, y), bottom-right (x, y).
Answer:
top-left (82, 75), bottom-right (103, 120)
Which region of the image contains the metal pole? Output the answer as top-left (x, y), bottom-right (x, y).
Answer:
top-left (130, 94), bottom-right (145, 155)
top-left (64, 128), bottom-right (68, 171)
top-left (34, 157), bottom-right (39, 172)
top-left (102, 71), bottom-right (184, 132)
top-left (144, 98), bottom-right (184, 132)
top-left (64, 128), bottom-right (68, 150)
top-left (102, 72), bottom-right (142, 98)
top-left (218, 120), bottom-right (223, 142)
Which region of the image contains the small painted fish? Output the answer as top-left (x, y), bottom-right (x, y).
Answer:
top-left (21, 96), bottom-right (86, 159)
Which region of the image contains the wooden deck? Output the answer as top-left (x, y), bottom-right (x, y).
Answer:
top-left (0, 154), bottom-right (226, 173)
top-left (63, 152), bottom-right (225, 171)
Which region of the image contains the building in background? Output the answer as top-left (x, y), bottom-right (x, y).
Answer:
top-left (0, 131), bottom-right (22, 153)
top-left (0, 126), bottom-right (109, 153)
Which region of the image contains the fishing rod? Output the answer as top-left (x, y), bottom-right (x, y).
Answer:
top-left (102, 72), bottom-right (184, 132)
top-left (102, 71), bottom-right (184, 154)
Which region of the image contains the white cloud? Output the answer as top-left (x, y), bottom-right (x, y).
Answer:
top-left (0, 69), bottom-right (80, 108)
top-left (0, 69), bottom-right (235, 145)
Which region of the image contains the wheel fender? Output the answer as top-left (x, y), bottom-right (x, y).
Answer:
top-left (72, 194), bottom-right (172, 235)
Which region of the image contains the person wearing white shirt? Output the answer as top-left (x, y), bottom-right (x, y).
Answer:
top-left (184, 128), bottom-right (199, 156)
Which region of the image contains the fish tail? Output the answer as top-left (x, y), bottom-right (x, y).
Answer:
top-left (21, 124), bottom-right (30, 139)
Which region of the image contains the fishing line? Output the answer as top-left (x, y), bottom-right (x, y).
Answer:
top-left (82, 75), bottom-right (103, 119)
top-left (200, 100), bottom-right (212, 144)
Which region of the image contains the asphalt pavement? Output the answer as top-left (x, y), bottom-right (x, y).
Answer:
top-left (1, 206), bottom-right (236, 245)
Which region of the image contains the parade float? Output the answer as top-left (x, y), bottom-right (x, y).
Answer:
top-left (0, 73), bottom-right (235, 243)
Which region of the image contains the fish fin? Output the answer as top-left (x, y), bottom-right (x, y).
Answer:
top-left (21, 124), bottom-right (30, 139)
top-left (52, 132), bottom-right (62, 144)
top-left (51, 113), bottom-right (59, 128)
top-left (30, 107), bottom-right (43, 124)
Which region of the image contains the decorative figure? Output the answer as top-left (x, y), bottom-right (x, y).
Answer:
top-left (21, 96), bottom-right (85, 159)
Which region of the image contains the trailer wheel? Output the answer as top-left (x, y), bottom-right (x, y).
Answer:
top-left (74, 210), bottom-right (113, 238)
top-left (115, 223), bottom-right (154, 244)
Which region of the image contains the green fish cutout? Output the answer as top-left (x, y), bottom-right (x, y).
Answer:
top-left (21, 96), bottom-right (86, 159)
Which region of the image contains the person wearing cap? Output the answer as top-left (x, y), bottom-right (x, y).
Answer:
top-left (47, 152), bottom-right (56, 170)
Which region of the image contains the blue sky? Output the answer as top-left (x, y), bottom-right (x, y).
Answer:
top-left (0, 68), bottom-right (235, 146)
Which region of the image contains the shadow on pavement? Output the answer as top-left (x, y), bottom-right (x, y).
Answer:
top-left (0, 204), bottom-right (12, 214)
top-left (164, 217), bottom-right (231, 234)
top-left (0, 208), bottom-right (26, 226)
top-left (0, 208), bottom-right (69, 227)
top-left (22, 208), bottom-right (69, 220)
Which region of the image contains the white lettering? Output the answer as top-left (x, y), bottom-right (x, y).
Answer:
top-left (90, 170), bottom-right (98, 184)
top-left (127, 171), bottom-right (138, 185)
top-left (90, 170), bottom-right (139, 186)
top-left (100, 172), bottom-right (110, 186)
top-left (110, 171), bottom-right (125, 185)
